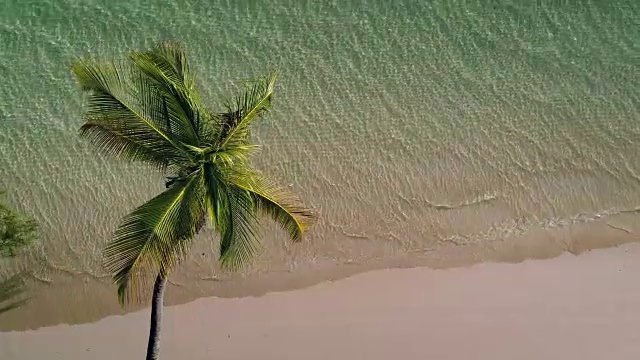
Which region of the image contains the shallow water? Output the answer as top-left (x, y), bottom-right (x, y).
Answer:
top-left (0, 0), bottom-right (639, 330)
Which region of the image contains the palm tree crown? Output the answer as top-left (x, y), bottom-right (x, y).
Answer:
top-left (73, 41), bottom-right (314, 304)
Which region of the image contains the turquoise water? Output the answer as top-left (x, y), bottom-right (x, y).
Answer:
top-left (0, 0), bottom-right (639, 329)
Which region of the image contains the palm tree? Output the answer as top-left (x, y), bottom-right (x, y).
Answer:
top-left (72, 42), bottom-right (314, 360)
top-left (0, 190), bottom-right (38, 315)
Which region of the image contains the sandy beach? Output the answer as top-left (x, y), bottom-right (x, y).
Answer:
top-left (2, 243), bottom-right (639, 360)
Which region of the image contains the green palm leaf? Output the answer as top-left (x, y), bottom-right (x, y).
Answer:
top-left (103, 174), bottom-right (204, 304)
top-left (217, 70), bottom-right (277, 149)
top-left (72, 60), bottom-right (189, 167)
top-left (129, 42), bottom-right (203, 146)
top-left (203, 164), bottom-right (261, 269)
top-left (218, 186), bottom-right (260, 270)
top-left (228, 171), bottom-right (315, 242)
top-left (202, 163), bottom-right (230, 233)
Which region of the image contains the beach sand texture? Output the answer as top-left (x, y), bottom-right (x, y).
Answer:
top-left (2, 243), bottom-right (639, 360)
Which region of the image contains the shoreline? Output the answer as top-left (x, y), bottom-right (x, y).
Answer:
top-left (0, 216), bottom-right (637, 331)
top-left (2, 242), bottom-right (640, 359)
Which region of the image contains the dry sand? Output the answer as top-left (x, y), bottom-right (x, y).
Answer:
top-left (1, 243), bottom-right (639, 360)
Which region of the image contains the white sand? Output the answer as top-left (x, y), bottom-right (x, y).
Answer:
top-left (2, 243), bottom-right (640, 360)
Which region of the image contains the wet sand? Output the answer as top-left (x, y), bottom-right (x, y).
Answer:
top-left (1, 243), bottom-right (639, 360)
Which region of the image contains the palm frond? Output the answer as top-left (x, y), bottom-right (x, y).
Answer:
top-left (216, 71), bottom-right (277, 148)
top-left (218, 186), bottom-right (260, 270)
top-left (0, 273), bottom-right (28, 315)
top-left (203, 163), bottom-right (230, 233)
top-left (73, 59), bottom-right (190, 166)
top-left (203, 164), bottom-right (260, 269)
top-left (226, 170), bottom-right (315, 242)
top-left (129, 41), bottom-right (203, 146)
top-left (79, 123), bottom-right (178, 170)
top-left (103, 174), bottom-right (204, 304)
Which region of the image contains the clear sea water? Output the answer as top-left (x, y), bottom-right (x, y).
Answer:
top-left (0, 0), bottom-right (638, 329)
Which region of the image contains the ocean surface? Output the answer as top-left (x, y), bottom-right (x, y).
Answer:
top-left (0, 0), bottom-right (638, 330)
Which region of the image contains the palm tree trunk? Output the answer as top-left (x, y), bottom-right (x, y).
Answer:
top-left (146, 272), bottom-right (167, 360)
